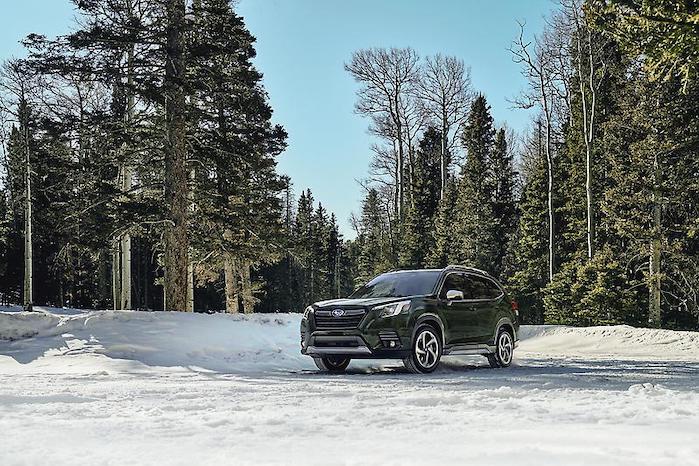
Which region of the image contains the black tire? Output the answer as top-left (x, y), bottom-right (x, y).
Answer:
top-left (313, 355), bottom-right (351, 372)
top-left (403, 324), bottom-right (442, 374)
top-left (488, 326), bottom-right (514, 368)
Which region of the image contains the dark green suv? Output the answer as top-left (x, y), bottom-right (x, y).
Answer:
top-left (300, 266), bottom-right (519, 374)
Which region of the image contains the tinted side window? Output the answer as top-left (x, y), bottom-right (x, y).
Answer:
top-left (439, 273), bottom-right (466, 299)
top-left (465, 275), bottom-right (502, 299)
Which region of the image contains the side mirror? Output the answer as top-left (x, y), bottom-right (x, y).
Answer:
top-left (446, 289), bottom-right (464, 301)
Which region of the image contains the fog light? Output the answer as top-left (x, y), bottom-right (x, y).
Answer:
top-left (389, 341), bottom-right (396, 348)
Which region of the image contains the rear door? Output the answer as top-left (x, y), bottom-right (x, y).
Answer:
top-left (438, 272), bottom-right (480, 345)
top-left (463, 273), bottom-right (505, 343)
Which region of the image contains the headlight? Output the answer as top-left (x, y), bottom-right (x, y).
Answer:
top-left (303, 306), bottom-right (314, 320)
top-left (373, 300), bottom-right (411, 318)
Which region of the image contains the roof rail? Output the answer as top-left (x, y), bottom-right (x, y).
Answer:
top-left (444, 265), bottom-right (492, 276)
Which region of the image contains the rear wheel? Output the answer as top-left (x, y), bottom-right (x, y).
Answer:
top-left (487, 327), bottom-right (514, 368)
top-left (313, 355), bottom-right (351, 372)
top-left (403, 324), bottom-right (442, 374)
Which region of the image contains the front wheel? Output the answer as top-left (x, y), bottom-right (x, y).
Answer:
top-left (403, 324), bottom-right (442, 374)
top-left (313, 355), bottom-right (351, 372)
top-left (487, 327), bottom-right (514, 368)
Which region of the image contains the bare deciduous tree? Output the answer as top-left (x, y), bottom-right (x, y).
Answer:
top-left (414, 54), bottom-right (473, 198)
top-left (510, 22), bottom-right (564, 282)
top-left (345, 48), bottom-right (420, 220)
top-left (565, 0), bottom-right (609, 260)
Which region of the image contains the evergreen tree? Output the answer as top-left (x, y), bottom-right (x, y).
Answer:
top-left (509, 127), bottom-right (549, 324)
top-left (453, 94), bottom-right (497, 270)
top-left (601, 71), bottom-right (699, 327)
top-left (490, 128), bottom-right (518, 278)
top-left (356, 188), bottom-right (388, 284)
top-left (428, 180), bottom-right (459, 268)
top-left (400, 127), bottom-right (441, 268)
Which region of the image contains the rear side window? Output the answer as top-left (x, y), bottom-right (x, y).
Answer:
top-left (465, 275), bottom-right (502, 299)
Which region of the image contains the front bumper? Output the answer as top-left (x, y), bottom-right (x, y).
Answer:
top-left (300, 315), bottom-right (411, 359)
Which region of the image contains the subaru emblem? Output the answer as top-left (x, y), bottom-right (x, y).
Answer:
top-left (331, 309), bottom-right (345, 317)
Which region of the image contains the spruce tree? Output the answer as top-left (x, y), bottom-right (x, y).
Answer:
top-left (428, 180), bottom-right (459, 268)
top-left (509, 127), bottom-right (549, 324)
top-left (400, 127), bottom-right (441, 268)
top-left (453, 94), bottom-right (497, 270)
top-left (490, 128), bottom-right (518, 278)
top-left (357, 188), bottom-right (388, 284)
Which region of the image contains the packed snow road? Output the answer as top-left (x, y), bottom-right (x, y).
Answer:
top-left (1, 308), bottom-right (698, 466)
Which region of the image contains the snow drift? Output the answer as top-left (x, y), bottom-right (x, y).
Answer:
top-left (1, 307), bottom-right (698, 374)
top-left (0, 307), bottom-right (314, 373)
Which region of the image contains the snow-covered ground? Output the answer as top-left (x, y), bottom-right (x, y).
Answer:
top-left (1, 307), bottom-right (698, 466)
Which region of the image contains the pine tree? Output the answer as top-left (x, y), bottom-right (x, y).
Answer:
top-left (453, 94), bottom-right (497, 270)
top-left (399, 127), bottom-right (441, 268)
top-left (509, 126), bottom-right (549, 324)
top-left (357, 188), bottom-right (388, 284)
top-left (602, 71), bottom-right (699, 327)
top-left (428, 180), bottom-right (459, 268)
top-left (490, 128), bottom-right (518, 278)
top-left (188, 0), bottom-right (287, 313)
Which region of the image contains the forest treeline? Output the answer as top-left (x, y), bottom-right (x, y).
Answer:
top-left (346, 0), bottom-right (699, 330)
top-left (0, 0), bottom-right (697, 329)
top-left (0, 0), bottom-right (354, 314)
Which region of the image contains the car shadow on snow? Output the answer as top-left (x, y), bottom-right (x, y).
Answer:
top-left (290, 356), bottom-right (699, 392)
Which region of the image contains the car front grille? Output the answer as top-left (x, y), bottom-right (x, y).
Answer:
top-left (314, 309), bottom-right (367, 330)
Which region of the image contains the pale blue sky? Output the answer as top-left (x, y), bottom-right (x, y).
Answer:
top-left (1, 0), bottom-right (554, 237)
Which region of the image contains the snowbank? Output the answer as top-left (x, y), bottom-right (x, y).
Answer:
top-left (1, 308), bottom-right (698, 375)
top-left (519, 324), bottom-right (699, 361)
top-left (0, 309), bottom-right (312, 373)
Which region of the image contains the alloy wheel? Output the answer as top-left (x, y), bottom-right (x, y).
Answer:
top-left (497, 331), bottom-right (513, 365)
top-left (415, 328), bottom-right (440, 369)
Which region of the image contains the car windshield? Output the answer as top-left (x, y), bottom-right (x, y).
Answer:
top-left (350, 271), bottom-right (442, 299)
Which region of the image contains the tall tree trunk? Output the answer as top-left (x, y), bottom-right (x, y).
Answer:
top-left (541, 101), bottom-right (555, 283)
top-left (186, 260), bottom-right (194, 312)
top-left (572, 10), bottom-right (601, 261)
top-left (163, 0), bottom-right (189, 312)
top-left (545, 121), bottom-right (554, 282)
top-left (240, 259), bottom-right (253, 314)
top-left (393, 96), bottom-right (404, 220)
top-left (112, 242), bottom-right (120, 309)
top-left (440, 113), bottom-right (447, 199)
top-left (119, 165), bottom-right (132, 310)
top-left (119, 38), bottom-right (135, 310)
top-left (23, 111), bottom-right (32, 311)
top-left (224, 253), bottom-right (239, 313)
top-left (648, 152), bottom-right (662, 328)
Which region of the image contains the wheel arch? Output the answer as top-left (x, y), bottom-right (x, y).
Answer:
top-left (412, 313), bottom-right (446, 347)
top-left (493, 317), bottom-right (516, 344)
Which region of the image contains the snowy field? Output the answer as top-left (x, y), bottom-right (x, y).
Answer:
top-left (1, 307), bottom-right (698, 466)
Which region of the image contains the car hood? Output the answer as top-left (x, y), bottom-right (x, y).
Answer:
top-left (313, 297), bottom-right (413, 309)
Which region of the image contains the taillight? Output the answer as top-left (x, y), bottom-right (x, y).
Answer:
top-left (511, 299), bottom-right (519, 316)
